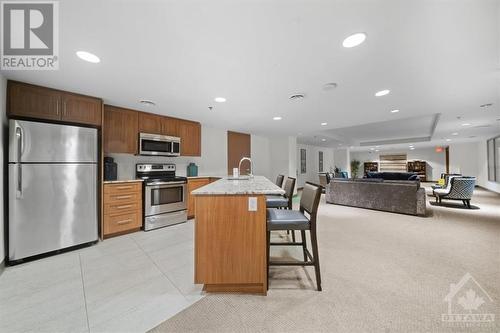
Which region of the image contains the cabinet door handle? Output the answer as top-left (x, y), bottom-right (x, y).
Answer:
top-left (116, 218), bottom-right (132, 225)
top-left (115, 204), bottom-right (133, 210)
top-left (114, 195), bottom-right (132, 200)
top-left (62, 101), bottom-right (67, 116)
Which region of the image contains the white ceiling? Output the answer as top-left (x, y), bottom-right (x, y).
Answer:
top-left (2, 0), bottom-right (499, 146)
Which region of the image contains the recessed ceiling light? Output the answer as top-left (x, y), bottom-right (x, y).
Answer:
top-left (370, 147), bottom-right (375, 150)
top-left (342, 33), bottom-right (367, 48)
top-left (323, 83), bottom-right (338, 91)
top-left (76, 51), bottom-right (100, 63)
top-left (289, 94), bottom-right (305, 100)
top-left (390, 109), bottom-right (400, 113)
top-left (375, 89), bottom-right (390, 97)
top-left (480, 103), bottom-right (493, 108)
top-left (139, 99), bottom-right (156, 106)
top-left (214, 97), bottom-right (226, 103)
top-left (321, 139), bottom-right (326, 142)
top-left (445, 138), bottom-right (451, 142)
top-left (273, 116), bottom-right (282, 120)
top-left (410, 147), bottom-right (415, 150)
top-left (321, 122), bottom-right (328, 126)
top-left (375, 149), bottom-right (380, 152)
top-left (461, 123), bottom-right (471, 126)
top-left (451, 132), bottom-right (459, 136)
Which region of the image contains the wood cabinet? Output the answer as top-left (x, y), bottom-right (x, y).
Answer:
top-left (194, 194), bottom-right (267, 294)
top-left (103, 105), bottom-right (138, 154)
top-left (7, 81), bottom-right (102, 126)
top-left (103, 182), bottom-right (143, 237)
top-left (139, 112), bottom-right (163, 134)
top-left (364, 162), bottom-right (379, 175)
top-left (61, 93), bottom-right (102, 126)
top-left (161, 116), bottom-right (179, 136)
top-left (187, 177), bottom-right (211, 218)
top-left (103, 107), bottom-right (201, 156)
top-left (407, 160), bottom-right (427, 182)
top-left (179, 120), bottom-right (201, 156)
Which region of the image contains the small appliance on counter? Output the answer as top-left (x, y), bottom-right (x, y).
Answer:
top-left (104, 156), bottom-right (118, 181)
top-left (187, 162), bottom-right (198, 177)
top-left (136, 163), bottom-right (187, 231)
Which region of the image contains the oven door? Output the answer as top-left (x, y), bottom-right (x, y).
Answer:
top-left (139, 137), bottom-right (172, 156)
top-left (145, 181), bottom-right (186, 216)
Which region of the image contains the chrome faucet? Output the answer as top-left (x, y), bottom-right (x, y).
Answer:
top-left (238, 157), bottom-right (254, 178)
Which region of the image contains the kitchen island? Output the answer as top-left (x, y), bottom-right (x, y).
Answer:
top-left (192, 176), bottom-right (285, 295)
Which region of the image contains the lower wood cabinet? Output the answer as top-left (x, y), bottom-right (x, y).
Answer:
top-left (103, 182), bottom-right (143, 237)
top-left (187, 177), bottom-right (219, 218)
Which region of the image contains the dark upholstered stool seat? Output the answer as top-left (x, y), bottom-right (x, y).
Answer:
top-left (265, 195), bottom-right (288, 208)
top-left (267, 208), bottom-right (310, 230)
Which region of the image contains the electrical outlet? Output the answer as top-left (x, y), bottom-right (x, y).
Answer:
top-left (248, 197), bottom-right (257, 211)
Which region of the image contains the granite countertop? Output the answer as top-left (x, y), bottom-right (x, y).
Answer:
top-left (191, 176), bottom-right (285, 196)
top-left (103, 179), bottom-right (144, 184)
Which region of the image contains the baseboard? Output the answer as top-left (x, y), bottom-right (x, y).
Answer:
top-left (0, 259), bottom-right (5, 276)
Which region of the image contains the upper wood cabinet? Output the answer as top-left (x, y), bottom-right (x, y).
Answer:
top-left (7, 81), bottom-right (102, 127)
top-left (179, 120), bottom-right (201, 156)
top-left (8, 81), bottom-right (61, 121)
top-left (161, 116), bottom-right (180, 137)
top-left (138, 112), bottom-right (163, 134)
top-left (103, 105), bottom-right (138, 154)
top-left (61, 93), bottom-right (102, 126)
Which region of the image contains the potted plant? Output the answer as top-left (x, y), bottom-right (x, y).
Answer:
top-left (350, 159), bottom-right (361, 178)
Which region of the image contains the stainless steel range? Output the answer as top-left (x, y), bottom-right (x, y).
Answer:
top-left (136, 163), bottom-right (187, 231)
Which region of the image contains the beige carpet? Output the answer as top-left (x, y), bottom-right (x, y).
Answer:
top-left (150, 185), bottom-right (500, 332)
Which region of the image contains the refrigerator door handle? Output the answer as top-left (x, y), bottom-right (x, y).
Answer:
top-left (16, 126), bottom-right (23, 198)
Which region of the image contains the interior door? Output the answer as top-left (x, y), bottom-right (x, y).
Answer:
top-left (9, 163), bottom-right (98, 261)
top-left (227, 131), bottom-right (251, 175)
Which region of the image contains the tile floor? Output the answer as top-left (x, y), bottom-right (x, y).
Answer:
top-left (0, 220), bottom-right (203, 333)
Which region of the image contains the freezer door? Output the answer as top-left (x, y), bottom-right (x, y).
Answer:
top-left (9, 163), bottom-right (98, 261)
top-left (9, 119), bottom-right (98, 163)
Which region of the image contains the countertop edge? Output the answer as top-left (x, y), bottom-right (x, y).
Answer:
top-left (103, 179), bottom-right (144, 184)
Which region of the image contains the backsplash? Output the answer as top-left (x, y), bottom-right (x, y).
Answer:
top-left (107, 153), bottom-right (226, 179)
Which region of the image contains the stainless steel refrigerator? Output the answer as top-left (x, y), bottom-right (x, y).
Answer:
top-left (8, 120), bottom-right (98, 262)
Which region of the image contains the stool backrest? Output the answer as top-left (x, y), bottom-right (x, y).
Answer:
top-left (300, 182), bottom-right (322, 220)
top-left (283, 177), bottom-right (296, 209)
top-left (275, 174), bottom-right (285, 188)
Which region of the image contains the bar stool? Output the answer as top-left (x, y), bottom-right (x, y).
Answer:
top-left (266, 177), bottom-right (296, 241)
top-left (266, 182), bottom-right (323, 291)
top-left (275, 174), bottom-right (284, 188)
top-left (266, 177), bottom-right (295, 210)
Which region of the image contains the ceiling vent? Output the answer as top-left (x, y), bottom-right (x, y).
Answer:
top-left (289, 94), bottom-right (305, 100)
top-left (139, 99), bottom-right (156, 106)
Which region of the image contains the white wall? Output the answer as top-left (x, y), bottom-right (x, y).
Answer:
top-left (0, 73), bottom-right (6, 267)
top-left (449, 142), bottom-right (480, 177)
top-left (351, 147), bottom-right (446, 181)
top-left (333, 148), bottom-right (350, 176)
top-left (476, 139), bottom-right (500, 193)
top-left (251, 134), bottom-right (272, 180)
top-left (110, 125), bottom-right (273, 180)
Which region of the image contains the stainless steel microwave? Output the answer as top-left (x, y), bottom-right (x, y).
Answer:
top-left (139, 133), bottom-right (181, 156)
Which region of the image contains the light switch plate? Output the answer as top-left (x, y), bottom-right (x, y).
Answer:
top-left (248, 197), bottom-right (257, 211)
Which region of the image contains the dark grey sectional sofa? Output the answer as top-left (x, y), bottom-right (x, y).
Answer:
top-left (325, 178), bottom-right (426, 216)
